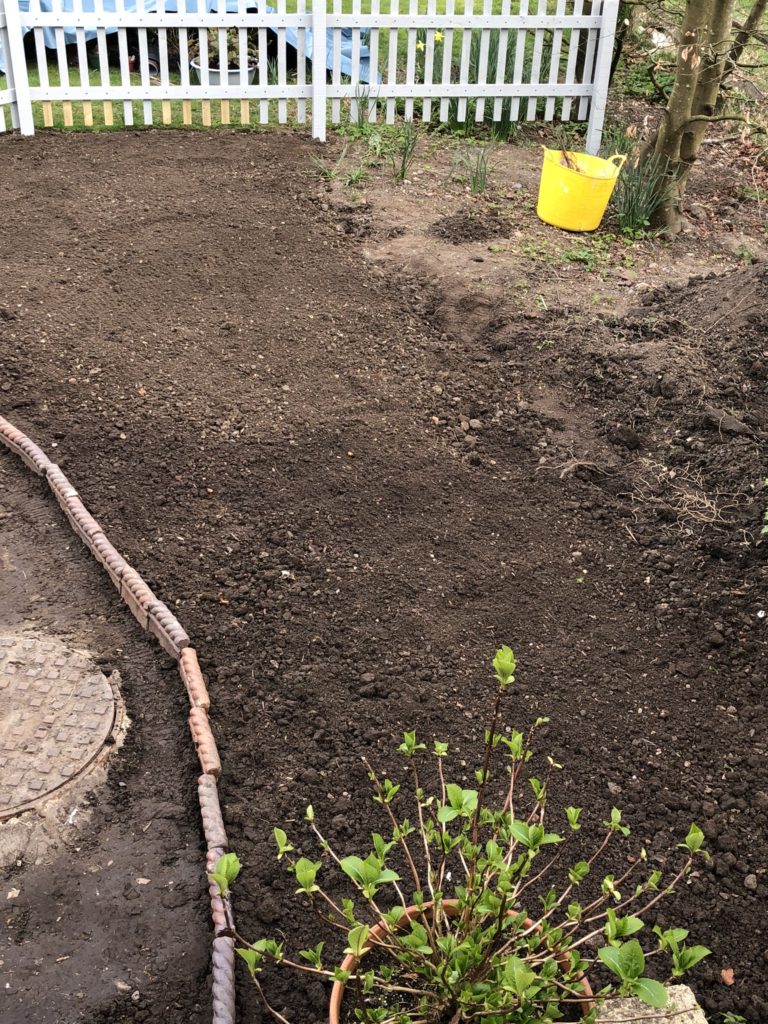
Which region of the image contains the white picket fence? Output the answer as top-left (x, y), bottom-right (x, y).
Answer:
top-left (0, 0), bottom-right (619, 150)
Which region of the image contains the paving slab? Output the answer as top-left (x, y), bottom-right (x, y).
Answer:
top-left (0, 635), bottom-right (116, 818)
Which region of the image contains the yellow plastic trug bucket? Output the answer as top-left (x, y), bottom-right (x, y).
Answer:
top-left (536, 148), bottom-right (627, 232)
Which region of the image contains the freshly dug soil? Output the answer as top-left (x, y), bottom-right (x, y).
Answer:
top-left (0, 130), bottom-right (766, 1024)
top-left (430, 207), bottom-right (512, 243)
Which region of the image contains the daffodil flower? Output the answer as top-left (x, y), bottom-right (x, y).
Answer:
top-left (416, 40), bottom-right (426, 51)
top-left (435, 31), bottom-right (444, 42)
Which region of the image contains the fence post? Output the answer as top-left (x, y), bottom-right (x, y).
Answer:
top-left (1, 0), bottom-right (33, 134)
top-left (585, 0), bottom-right (618, 155)
top-left (311, 0), bottom-right (327, 141)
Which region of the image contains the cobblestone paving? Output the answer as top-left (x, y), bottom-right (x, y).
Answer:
top-left (0, 635), bottom-right (115, 817)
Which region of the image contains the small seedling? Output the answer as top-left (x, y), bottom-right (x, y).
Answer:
top-left (311, 144), bottom-right (349, 181)
top-left (344, 167), bottom-right (369, 187)
top-left (450, 144), bottom-right (495, 194)
top-left (391, 121), bottom-right (419, 181)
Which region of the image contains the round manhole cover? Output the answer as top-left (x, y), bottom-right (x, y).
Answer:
top-left (0, 635), bottom-right (116, 819)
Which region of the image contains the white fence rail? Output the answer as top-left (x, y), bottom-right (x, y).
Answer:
top-left (0, 0), bottom-right (619, 149)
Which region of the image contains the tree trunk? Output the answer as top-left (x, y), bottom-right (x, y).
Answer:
top-left (725, 0), bottom-right (768, 79)
top-left (652, 0), bottom-right (736, 234)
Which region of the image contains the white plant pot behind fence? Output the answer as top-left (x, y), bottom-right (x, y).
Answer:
top-left (190, 61), bottom-right (257, 87)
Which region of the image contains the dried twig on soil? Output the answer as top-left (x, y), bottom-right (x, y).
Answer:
top-left (629, 458), bottom-right (745, 536)
top-left (536, 458), bottom-right (608, 480)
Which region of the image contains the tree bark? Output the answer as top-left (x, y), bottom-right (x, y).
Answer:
top-left (725, 0), bottom-right (768, 78)
top-left (651, 0), bottom-right (736, 234)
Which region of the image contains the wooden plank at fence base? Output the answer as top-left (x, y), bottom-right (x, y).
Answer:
top-left (62, 102), bottom-right (74, 127)
top-left (182, 99), bottom-right (193, 125)
top-left (162, 99), bottom-right (172, 124)
top-left (42, 102), bottom-right (54, 127)
top-left (103, 101), bottom-right (113, 126)
top-left (202, 99), bottom-right (212, 126)
top-left (220, 99), bottom-right (230, 124)
top-left (240, 99), bottom-right (249, 125)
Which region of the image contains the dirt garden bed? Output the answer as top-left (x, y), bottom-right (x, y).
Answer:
top-left (0, 128), bottom-right (766, 1024)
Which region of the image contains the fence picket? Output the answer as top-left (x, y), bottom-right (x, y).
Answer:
top-left (116, 0), bottom-right (134, 126)
top-left (578, 0), bottom-right (599, 120)
top-left (526, 0), bottom-right (547, 121)
top-left (31, 11), bottom-right (54, 128)
top-left (1, 0), bottom-right (32, 131)
top-left (330, 0), bottom-right (340, 123)
top-left (439, 0), bottom-right (454, 122)
top-left (136, 1), bottom-right (153, 125)
top-left (158, 26), bottom-right (172, 125)
top-left (198, 8), bottom-right (212, 126)
top-left (93, 0), bottom-right (113, 126)
top-left (475, 0), bottom-right (492, 122)
top-left (311, 0), bottom-right (326, 138)
top-left (386, 0), bottom-right (398, 124)
top-left (179, 27), bottom-right (193, 125)
top-left (349, 0), bottom-right (361, 122)
top-left (422, 0), bottom-right (436, 123)
top-left (258, 0), bottom-right (268, 123)
top-left (296, 0), bottom-right (306, 123)
top-left (217, 26), bottom-right (230, 123)
top-left (456, 0), bottom-right (472, 124)
top-left (72, 0), bottom-right (93, 127)
top-left (277, 0), bottom-right (287, 123)
top-left (544, 0), bottom-right (566, 121)
top-left (492, 0), bottom-right (510, 122)
top-left (403, 0), bottom-right (417, 122)
top-left (561, 0), bottom-right (583, 122)
top-left (369, 0), bottom-right (380, 122)
top-left (509, 0), bottom-right (527, 123)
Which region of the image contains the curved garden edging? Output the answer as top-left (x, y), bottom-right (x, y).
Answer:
top-left (0, 413), bottom-right (237, 1024)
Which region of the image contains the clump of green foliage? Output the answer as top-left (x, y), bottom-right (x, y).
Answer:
top-left (211, 647), bottom-right (710, 1024)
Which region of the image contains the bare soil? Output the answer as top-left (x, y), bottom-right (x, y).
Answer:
top-left (0, 128), bottom-right (766, 1024)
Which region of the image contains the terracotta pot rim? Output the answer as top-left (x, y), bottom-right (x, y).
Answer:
top-left (328, 898), bottom-right (594, 1024)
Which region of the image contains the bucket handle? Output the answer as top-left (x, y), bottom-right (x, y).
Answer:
top-left (608, 154), bottom-right (628, 171)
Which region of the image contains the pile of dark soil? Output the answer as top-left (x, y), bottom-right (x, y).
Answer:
top-left (430, 207), bottom-right (511, 243)
top-left (0, 131), bottom-right (765, 1024)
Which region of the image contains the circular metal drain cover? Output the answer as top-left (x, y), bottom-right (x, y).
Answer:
top-left (0, 635), bottom-right (116, 819)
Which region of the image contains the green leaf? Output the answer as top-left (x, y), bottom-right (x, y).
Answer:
top-left (345, 925), bottom-right (371, 957)
top-left (509, 820), bottom-right (531, 846)
top-left (433, 740), bottom-right (449, 757)
top-left (273, 828), bottom-right (293, 859)
top-left (236, 947), bottom-right (261, 975)
top-left (503, 956), bottom-right (535, 998)
top-left (208, 871), bottom-right (229, 895)
top-left (598, 946), bottom-right (623, 978)
top-left (437, 804), bottom-right (459, 823)
top-left (213, 852), bottom-right (242, 888)
top-left (298, 941), bottom-right (325, 968)
top-left (568, 861), bottom-right (590, 885)
top-left (398, 731), bottom-right (426, 757)
top-left (294, 857), bottom-right (321, 893)
top-left (682, 823), bottom-right (705, 854)
top-left (566, 806), bottom-right (582, 831)
top-left (633, 978), bottom-right (668, 1009)
top-left (678, 945), bottom-right (711, 973)
top-left (493, 645), bottom-right (517, 686)
top-left (618, 940), bottom-right (645, 981)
